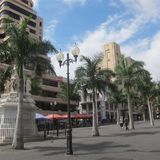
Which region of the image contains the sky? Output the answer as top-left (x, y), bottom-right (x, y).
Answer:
top-left (32, 0), bottom-right (160, 80)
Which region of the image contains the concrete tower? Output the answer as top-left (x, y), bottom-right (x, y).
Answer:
top-left (100, 42), bottom-right (121, 72)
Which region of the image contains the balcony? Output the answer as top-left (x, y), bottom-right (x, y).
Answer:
top-left (40, 84), bottom-right (61, 93)
top-left (0, 63), bottom-right (9, 69)
top-left (32, 95), bottom-right (78, 105)
top-left (42, 74), bottom-right (63, 82)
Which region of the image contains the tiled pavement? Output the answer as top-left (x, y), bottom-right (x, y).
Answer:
top-left (0, 120), bottom-right (160, 160)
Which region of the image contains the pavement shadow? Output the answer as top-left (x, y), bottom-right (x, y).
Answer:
top-left (149, 150), bottom-right (160, 153)
top-left (97, 157), bottom-right (133, 160)
top-left (73, 141), bottom-right (130, 156)
top-left (125, 149), bottom-right (160, 153)
top-left (31, 145), bottom-right (65, 156)
top-left (30, 141), bottom-right (130, 157)
top-left (99, 130), bottom-right (160, 138)
top-left (74, 130), bottom-right (159, 139)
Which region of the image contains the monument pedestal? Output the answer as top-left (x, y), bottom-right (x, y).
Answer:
top-left (0, 92), bottom-right (37, 144)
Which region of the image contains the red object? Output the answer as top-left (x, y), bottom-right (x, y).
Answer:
top-left (47, 113), bottom-right (92, 120)
top-left (47, 113), bottom-right (67, 120)
top-left (71, 114), bottom-right (92, 119)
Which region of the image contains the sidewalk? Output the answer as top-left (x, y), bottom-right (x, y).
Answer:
top-left (0, 120), bottom-right (160, 160)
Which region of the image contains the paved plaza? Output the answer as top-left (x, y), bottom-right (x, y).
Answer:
top-left (0, 120), bottom-right (160, 160)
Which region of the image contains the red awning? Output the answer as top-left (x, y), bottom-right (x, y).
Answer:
top-left (47, 113), bottom-right (92, 120)
top-left (47, 113), bottom-right (67, 120)
top-left (71, 114), bottom-right (92, 119)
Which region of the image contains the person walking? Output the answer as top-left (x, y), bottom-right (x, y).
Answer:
top-left (124, 117), bottom-right (129, 130)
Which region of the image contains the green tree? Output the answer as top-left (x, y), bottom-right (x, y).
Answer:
top-left (137, 74), bottom-right (156, 126)
top-left (57, 82), bottom-right (80, 102)
top-left (0, 66), bottom-right (12, 94)
top-left (0, 18), bottom-right (56, 149)
top-left (116, 55), bottom-right (146, 129)
top-left (108, 85), bottom-right (126, 125)
top-left (30, 77), bottom-right (42, 95)
top-left (75, 55), bottom-right (114, 136)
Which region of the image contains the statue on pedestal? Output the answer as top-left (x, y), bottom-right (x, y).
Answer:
top-left (10, 65), bottom-right (18, 92)
top-left (4, 80), bottom-right (11, 93)
top-left (26, 78), bottom-right (31, 94)
top-left (3, 65), bottom-right (32, 94)
top-left (4, 65), bottom-right (18, 93)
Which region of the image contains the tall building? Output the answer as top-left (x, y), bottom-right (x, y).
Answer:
top-left (100, 42), bottom-right (121, 72)
top-left (0, 0), bottom-right (78, 114)
top-left (0, 0), bottom-right (42, 41)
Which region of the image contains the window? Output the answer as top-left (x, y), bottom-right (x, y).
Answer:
top-left (2, 10), bottom-right (20, 20)
top-left (30, 2), bottom-right (33, 8)
top-left (0, 33), bottom-right (5, 39)
top-left (2, 2), bottom-right (37, 19)
top-left (21, 0), bottom-right (28, 5)
top-left (30, 29), bottom-right (36, 34)
top-left (43, 79), bottom-right (58, 87)
top-left (28, 20), bottom-right (36, 27)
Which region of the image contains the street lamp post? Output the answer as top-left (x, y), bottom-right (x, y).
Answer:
top-left (56, 44), bottom-right (80, 155)
top-left (50, 101), bottom-right (57, 137)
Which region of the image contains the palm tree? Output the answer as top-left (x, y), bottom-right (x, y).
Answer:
top-left (116, 55), bottom-right (146, 129)
top-left (28, 40), bottom-right (57, 76)
top-left (108, 86), bottom-right (126, 125)
top-left (75, 55), bottom-right (114, 136)
top-left (0, 18), bottom-right (56, 149)
top-left (57, 82), bottom-right (80, 102)
top-left (0, 66), bottom-right (12, 94)
top-left (137, 74), bottom-right (155, 126)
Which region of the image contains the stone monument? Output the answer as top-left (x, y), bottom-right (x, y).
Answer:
top-left (0, 66), bottom-right (37, 144)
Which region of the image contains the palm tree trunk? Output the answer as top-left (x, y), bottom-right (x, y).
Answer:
top-left (147, 97), bottom-right (154, 126)
top-left (143, 112), bottom-right (146, 122)
top-left (108, 102), bottom-right (111, 121)
top-left (12, 77), bottom-right (24, 149)
top-left (116, 104), bottom-right (120, 125)
top-left (95, 91), bottom-right (99, 125)
top-left (92, 89), bottom-right (99, 136)
top-left (127, 93), bottom-right (134, 129)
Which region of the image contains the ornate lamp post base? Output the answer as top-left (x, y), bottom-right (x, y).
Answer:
top-left (66, 128), bottom-right (73, 155)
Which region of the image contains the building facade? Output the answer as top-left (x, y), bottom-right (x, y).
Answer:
top-left (0, 0), bottom-right (78, 115)
top-left (0, 0), bottom-right (42, 41)
top-left (100, 42), bottom-right (121, 72)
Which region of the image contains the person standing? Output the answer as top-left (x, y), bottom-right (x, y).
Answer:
top-left (119, 116), bottom-right (123, 129)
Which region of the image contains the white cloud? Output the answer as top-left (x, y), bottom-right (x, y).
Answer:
top-left (32, 0), bottom-right (40, 9)
top-left (109, 0), bottom-right (119, 7)
top-left (63, 0), bottom-right (87, 5)
top-left (78, 15), bottom-right (144, 57)
top-left (51, 0), bottom-right (160, 79)
top-left (120, 0), bottom-right (160, 21)
top-left (122, 32), bottom-right (160, 80)
top-left (52, 15), bottom-right (145, 78)
top-left (44, 20), bottom-right (58, 41)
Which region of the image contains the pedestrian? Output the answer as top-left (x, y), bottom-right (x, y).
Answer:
top-left (120, 117), bottom-right (123, 129)
top-left (124, 117), bottom-right (129, 130)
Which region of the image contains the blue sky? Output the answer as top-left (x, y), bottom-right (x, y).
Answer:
top-left (33, 0), bottom-right (160, 80)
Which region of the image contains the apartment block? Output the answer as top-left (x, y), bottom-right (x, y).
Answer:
top-left (0, 0), bottom-right (42, 41)
top-left (0, 0), bottom-right (78, 114)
